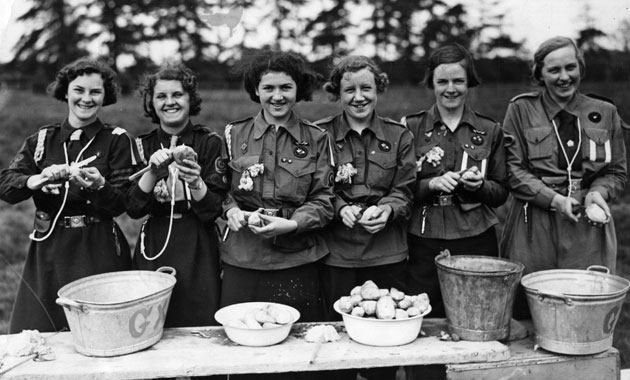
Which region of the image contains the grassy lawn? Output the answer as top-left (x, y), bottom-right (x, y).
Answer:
top-left (1, 83), bottom-right (630, 367)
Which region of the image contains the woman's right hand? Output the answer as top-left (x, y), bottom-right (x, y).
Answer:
top-left (148, 148), bottom-right (173, 172)
top-left (550, 193), bottom-right (581, 222)
top-left (428, 172), bottom-right (460, 193)
top-left (226, 207), bottom-right (249, 232)
top-left (28, 164), bottom-right (71, 189)
top-left (339, 205), bottom-right (363, 229)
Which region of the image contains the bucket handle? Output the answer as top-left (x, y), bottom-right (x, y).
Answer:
top-left (586, 265), bottom-right (610, 274)
top-left (56, 297), bottom-right (89, 313)
top-left (536, 290), bottom-right (574, 306)
top-left (156, 266), bottom-right (177, 277)
top-left (435, 249), bottom-right (451, 262)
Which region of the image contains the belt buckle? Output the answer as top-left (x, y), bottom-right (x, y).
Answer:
top-left (568, 179), bottom-right (582, 194)
top-left (65, 215), bottom-right (86, 228)
top-left (261, 208), bottom-right (279, 217)
top-left (437, 195), bottom-right (453, 206)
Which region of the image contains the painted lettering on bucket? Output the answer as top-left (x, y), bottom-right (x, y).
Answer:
top-left (129, 300), bottom-right (169, 338)
top-left (603, 305), bottom-right (620, 334)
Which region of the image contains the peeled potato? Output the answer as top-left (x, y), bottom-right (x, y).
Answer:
top-left (376, 296), bottom-right (396, 320)
top-left (586, 203), bottom-right (607, 223)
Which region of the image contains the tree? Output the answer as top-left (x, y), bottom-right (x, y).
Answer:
top-left (304, 0), bottom-right (351, 58)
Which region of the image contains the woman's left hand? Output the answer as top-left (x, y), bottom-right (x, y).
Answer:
top-left (357, 205), bottom-right (391, 234)
top-left (584, 191), bottom-right (611, 219)
top-left (248, 214), bottom-right (298, 238)
top-left (174, 159), bottom-right (204, 190)
top-left (72, 167), bottom-right (105, 190)
top-left (459, 166), bottom-right (483, 191)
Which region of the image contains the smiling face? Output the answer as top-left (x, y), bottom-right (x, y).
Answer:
top-left (540, 45), bottom-right (581, 106)
top-left (256, 71), bottom-right (297, 126)
top-left (152, 79), bottom-right (190, 132)
top-left (432, 62), bottom-right (468, 114)
top-left (66, 73), bottom-right (105, 127)
top-left (340, 68), bottom-right (377, 126)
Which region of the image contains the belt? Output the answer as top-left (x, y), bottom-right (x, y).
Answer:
top-left (57, 215), bottom-right (102, 228)
top-left (431, 195), bottom-right (458, 207)
top-left (545, 178), bottom-right (583, 196)
top-left (258, 208), bottom-right (281, 217)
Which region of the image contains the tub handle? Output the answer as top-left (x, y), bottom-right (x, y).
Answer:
top-left (156, 266), bottom-right (177, 277)
top-left (586, 265), bottom-right (609, 274)
top-left (435, 249), bottom-right (451, 262)
top-left (536, 290), bottom-right (574, 306)
top-left (56, 298), bottom-right (89, 313)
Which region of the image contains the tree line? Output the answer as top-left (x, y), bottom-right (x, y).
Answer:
top-left (3, 0), bottom-right (630, 92)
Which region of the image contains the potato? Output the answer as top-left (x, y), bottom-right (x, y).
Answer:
top-left (349, 294), bottom-right (363, 306)
top-left (395, 309), bottom-right (409, 319)
top-left (413, 293), bottom-right (430, 314)
top-left (376, 296), bottom-right (396, 319)
top-left (360, 280), bottom-right (380, 299)
top-left (350, 286), bottom-right (362, 296)
top-left (248, 212), bottom-right (263, 227)
top-left (406, 307), bottom-right (420, 317)
top-left (397, 296), bottom-right (412, 309)
top-left (172, 144), bottom-right (197, 164)
top-left (268, 305), bottom-right (293, 324)
top-left (351, 306), bottom-right (366, 317)
top-left (586, 203), bottom-right (607, 223)
top-left (254, 307), bottom-right (276, 324)
top-left (360, 300), bottom-right (377, 316)
top-left (338, 296), bottom-right (354, 313)
top-left (379, 288), bottom-right (390, 297)
top-left (262, 322), bottom-right (281, 329)
top-left (390, 288), bottom-right (405, 302)
top-left (243, 311), bottom-right (262, 329)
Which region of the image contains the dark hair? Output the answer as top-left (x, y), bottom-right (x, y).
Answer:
top-left (323, 55), bottom-right (389, 101)
top-left (47, 57), bottom-right (118, 106)
top-left (239, 50), bottom-right (319, 103)
top-left (423, 43), bottom-right (480, 89)
top-left (140, 63), bottom-right (202, 124)
top-left (532, 36), bottom-right (586, 86)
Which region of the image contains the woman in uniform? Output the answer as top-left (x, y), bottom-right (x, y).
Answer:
top-left (403, 44), bottom-right (508, 318)
top-left (500, 36), bottom-right (627, 319)
top-left (126, 64), bottom-right (228, 327)
top-left (220, 50), bottom-right (334, 322)
top-left (316, 55), bottom-right (416, 321)
top-left (0, 58), bottom-right (135, 333)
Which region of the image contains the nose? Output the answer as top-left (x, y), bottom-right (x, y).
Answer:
top-left (559, 69), bottom-right (570, 81)
top-left (165, 95), bottom-right (176, 105)
top-left (446, 81), bottom-right (456, 92)
top-left (354, 90), bottom-right (365, 101)
top-left (272, 89), bottom-right (283, 100)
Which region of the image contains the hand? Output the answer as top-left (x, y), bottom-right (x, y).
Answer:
top-left (41, 183), bottom-right (63, 195)
top-left (459, 166), bottom-right (483, 191)
top-left (174, 159), bottom-right (204, 190)
top-left (339, 205), bottom-right (363, 229)
top-left (428, 172), bottom-right (460, 193)
top-left (584, 191), bottom-right (611, 225)
top-left (40, 164), bottom-right (71, 183)
top-left (357, 205), bottom-right (392, 234)
top-left (70, 167), bottom-right (105, 190)
top-left (248, 214), bottom-right (298, 238)
top-left (550, 194), bottom-right (581, 222)
top-left (226, 208), bottom-right (250, 232)
top-left (148, 148), bottom-right (173, 172)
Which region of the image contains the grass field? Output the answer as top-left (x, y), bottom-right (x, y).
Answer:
top-left (1, 83), bottom-right (630, 368)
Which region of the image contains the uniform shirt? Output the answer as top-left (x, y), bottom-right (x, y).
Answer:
top-left (126, 122), bottom-right (228, 223)
top-left (0, 119), bottom-right (136, 218)
top-left (220, 111), bottom-right (334, 270)
top-left (316, 113), bottom-right (416, 267)
top-left (503, 90), bottom-right (627, 209)
top-left (403, 104), bottom-right (508, 239)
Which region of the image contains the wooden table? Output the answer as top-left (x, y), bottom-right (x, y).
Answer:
top-left (0, 319), bottom-right (510, 379)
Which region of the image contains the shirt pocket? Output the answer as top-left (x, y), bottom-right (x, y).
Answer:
top-left (581, 128), bottom-right (611, 163)
top-left (228, 155), bottom-right (261, 195)
top-left (524, 127), bottom-right (554, 160)
top-left (367, 152), bottom-right (397, 189)
top-left (460, 146), bottom-right (490, 178)
top-left (275, 158), bottom-right (316, 203)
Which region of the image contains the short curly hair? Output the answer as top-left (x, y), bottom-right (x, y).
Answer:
top-left (323, 55), bottom-right (389, 101)
top-left (423, 43), bottom-right (480, 89)
top-left (139, 64), bottom-right (202, 124)
top-left (47, 57), bottom-right (118, 106)
top-left (240, 50), bottom-right (319, 103)
top-left (532, 36), bottom-right (585, 86)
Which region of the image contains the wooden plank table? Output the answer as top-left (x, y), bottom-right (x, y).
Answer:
top-left (0, 319), bottom-right (509, 379)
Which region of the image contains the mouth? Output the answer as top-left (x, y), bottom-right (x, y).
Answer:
top-left (443, 94), bottom-right (460, 100)
top-left (350, 102), bottom-right (369, 110)
top-left (270, 102), bottom-right (286, 109)
top-left (77, 103), bottom-right (95, 110)
top-left (162, 107), bottom-right (182, 114)
top-left (556, 82), bottom-right (573, 89)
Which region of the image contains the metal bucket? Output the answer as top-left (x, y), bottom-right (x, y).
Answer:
top-left (56, 267), bottom-right (176, 357)
top-left (521, 266), bottom-right (629, 355)
top-left (435, 250), bottom-right (524, 341)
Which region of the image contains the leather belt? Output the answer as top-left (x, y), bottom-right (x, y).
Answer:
top-left (57, 215), bottom-right (102, 228)
top-left (258, 208), bottom-right (280, 217)
top-left (545, 178), bottom-right (583, 196)
top-left (432, 195), bottom-right (457, 207)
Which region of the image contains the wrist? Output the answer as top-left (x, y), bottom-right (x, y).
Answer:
top-left (91, 177), bottom-right (106, 191)
top-left (189, 178), bottom-right (205, 190)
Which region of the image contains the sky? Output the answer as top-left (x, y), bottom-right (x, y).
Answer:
top-left (0, 0), bottom-right (629, 64)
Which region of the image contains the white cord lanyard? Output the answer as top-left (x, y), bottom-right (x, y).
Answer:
top-left (551, 117), bottom-right (582, 197)
top-left (29, 136), bottom-right (96, 241)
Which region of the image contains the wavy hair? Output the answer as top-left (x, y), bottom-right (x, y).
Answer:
top-left (47, 57), bottom-right (118, 106)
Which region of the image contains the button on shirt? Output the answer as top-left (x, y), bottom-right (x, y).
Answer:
top-left (404, 105), bottom-right (508, 239)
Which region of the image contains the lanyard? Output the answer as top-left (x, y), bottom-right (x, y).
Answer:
top-left (551, 117), bottom-right (582, 196)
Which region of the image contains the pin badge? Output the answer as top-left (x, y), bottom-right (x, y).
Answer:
top-left (240, 142), bottom-right (248, 153)
top-left (472, 128), bottom-right (487, 135)
top-left (294, 146), bottom-right (308, 158)
top-left (336, 143), bottom-right (344, 150)
top-left (471, 135), bottom-right (484, 146)
top-left (567, 140), bottom-right (575, 148)
top-left (588, 112), bottom-right (601, 123)
top-left (379, 141), bottom-right (391, 152)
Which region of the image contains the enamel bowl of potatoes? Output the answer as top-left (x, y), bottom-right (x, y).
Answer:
top-left (214, 302), bottom-right (300, 346)
top-left (334, 280), bottom-right (431, 346)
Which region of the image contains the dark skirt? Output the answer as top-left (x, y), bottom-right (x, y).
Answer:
top-left (133, 214), bottom-right (221, 328)
top-left (9, 220), bottom-right (131, 333)
top-left (406, 227), bottom-right (498, 318)
top-left (220, 261), bottom-right (322, 322)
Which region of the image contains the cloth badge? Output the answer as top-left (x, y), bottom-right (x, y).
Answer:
top-left (328, 171), bottom-right (335, 186)
top-left (240, 142), bottom-right (248, 153)
top-left (294, 146), bottom-right (308, 158)
top-left (378, 141), bottom-right (391, 152)
top-left (588, 112), bottom-right (601, 123)
top-left (214, 157), bottom-right (227, 174)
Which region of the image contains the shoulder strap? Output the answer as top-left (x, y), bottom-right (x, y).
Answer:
top-left (33, 128), bottom-right (48, 164)
top-left (224, 123), bottom-right (234, 161)
top-left (135, 137), bottom-right (147, 165)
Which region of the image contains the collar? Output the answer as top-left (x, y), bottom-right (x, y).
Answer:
top-left (59, 118), bottom-right (104, 143)
top-left (157, 120), bottom-right (197, 147)
top-left (542, 90), bottom-right (582, 120)
top-left (426, 104), bottom-right (478, 132)
top-left (335, 112), bottom-right (385, 141)
top-left (252, 110), bottom-right (301, 141)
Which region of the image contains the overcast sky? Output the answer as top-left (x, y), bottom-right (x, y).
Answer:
top-left (1, 0), bottom-right (629, 63)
